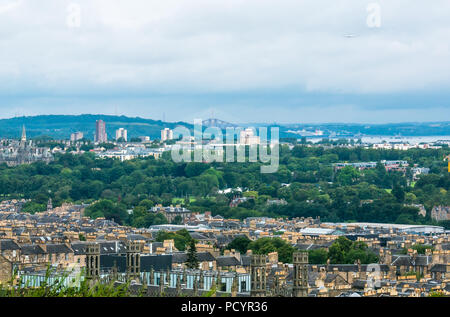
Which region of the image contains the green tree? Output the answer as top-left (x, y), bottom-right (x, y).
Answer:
top-left (185, 162), bottom-right (209, 177)
top-left (308, 249), bottom-right (328, 264)
top-left (22, 201), bottom-right (47, 214)
top-left (328, 237), bottom-right (378, 264)
top-left (337, 166), bottom-right (360, 186)
top-left (84, 200), bottom-right (129, 225)
top-left (248, 237), bottom-right (295, 263)
top-left (171, 215), bottom-right (183, 225)
top-left (226, 236), bottom-right (252, 254)
top-left (186, 239), bottom-right (199, 269)
top-left (392, 184), bottom-right (405, 203)
top-left (155, 229), bottom-right (191, 251)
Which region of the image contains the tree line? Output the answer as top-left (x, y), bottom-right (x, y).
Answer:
top-left (0, 145), bottom-right (447, 229)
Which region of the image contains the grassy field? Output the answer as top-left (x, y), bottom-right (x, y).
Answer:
top-left (172, 197), bottom-right (197, 204)
top-left (171, 197), bottom-right (218, 204)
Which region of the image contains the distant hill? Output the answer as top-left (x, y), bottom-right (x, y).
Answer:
top-left (0, 115), bottom-right (192, 140)
top-left (0, 114), bottom-right (449, 140)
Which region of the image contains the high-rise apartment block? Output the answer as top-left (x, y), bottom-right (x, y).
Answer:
top-left (70, 132), bottom-right (84, 142)
top-left (116, 128), bottom-right (128, 142)
top-left (95, 120), bottom-right (107, 143)
top-left (161, 128), bottom-right (173, 142)
top-left (239, 128), bottom-right (260, 145)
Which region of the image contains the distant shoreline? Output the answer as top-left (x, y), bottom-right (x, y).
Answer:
top-left (305, 135), bottom-right (450, 144)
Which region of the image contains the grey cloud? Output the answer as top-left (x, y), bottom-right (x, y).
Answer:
top-left (0, 0), bottom-right (449, 122)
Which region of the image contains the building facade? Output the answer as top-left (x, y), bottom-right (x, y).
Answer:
top-left (116, 128), bottom-right (128, 142)
top-left (239, 128), bottom-right (260, 145)
top-left (70, 132), bottom-right (84, 142)
top-left (95, 120), bottom-right (107, 143)
top-left (161, 128), bottom-right (174, 142)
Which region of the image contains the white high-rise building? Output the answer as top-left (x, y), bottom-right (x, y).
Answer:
top-left (239, 128), bottom-right (260, 145)
top-left (115, 128), bottom-right (128, 142)
top-left (70, 132), bottom-right (84, 142)
top-left (161, 128), bottom-right (174, 142)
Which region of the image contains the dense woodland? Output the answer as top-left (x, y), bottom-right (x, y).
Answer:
top-left (0, 144), bottom-right (449, 229)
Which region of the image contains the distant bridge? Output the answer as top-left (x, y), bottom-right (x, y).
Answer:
top-left (202, 118), bottom-right (238, 129)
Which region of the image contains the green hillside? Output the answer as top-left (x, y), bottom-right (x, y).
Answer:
top-left (0, 115), bottom-right (192, 140)
top-left (1, 114), bottom-right (449, 140)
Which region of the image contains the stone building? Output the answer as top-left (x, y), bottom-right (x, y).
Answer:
top-left (250, 254), bottom-right (267, 297)
top-left (150, 205), bottom-right (192, 223)
top-left (0, 126), bottom-right (53, 167)
top-left (0, 255), bottom-right (12, 284)
top-left (431, 206), bottom-right (450, 221)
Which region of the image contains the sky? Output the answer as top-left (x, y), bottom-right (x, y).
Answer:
top-left (0, 0), bottom-right (449, 124)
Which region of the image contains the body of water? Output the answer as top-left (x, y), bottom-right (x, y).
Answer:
top-left (307, 135), bottom-right (450, 144)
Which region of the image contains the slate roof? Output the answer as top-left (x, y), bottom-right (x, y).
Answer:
top-left (327, 264), bottom-right (359, 272)
top-left (241, 255), bottom-right (251, 267)
top-left (337, 291), bottom-right (362, 297)
top-left (216, 256), bottom-right (241, 267)
top-left (307, 264), bottom-right (390, 273)
top-left (80, 227), bottom-right (96, 233)
top-left (307, 270), bottom-right (318, 287)
top-left (442, 244), bottom-right (450, 251)
top-left (362, 264), bottom-right (390, 272)
top-left (141, 254), bottom-right (173, 271)
top-left (21, 245), bottom-right (46, 255)
top-left (100, 254), bottom-right (173, 273)
top-left (46, 244), bottom-right (73, 254)
top-left (0, 239), bottom-right (21, 250)
top-left (98, 241), bottom-right (126, 254)
top-left (189, 232), bottom-right (211, 240)
top-left (171, 252), bottom-right (215, 264)
top-left (100, 254), bottom-right (127, 272)
top-left (70, 243), bottom-right (87, 255)
top-left (430, 264), bottom-right (449, 273)
top-left (94, 219), bottom-right (119, 227)
top-left (391, 255), bottom-right (432, 267)
top-left (126, 234), bottom-right (149, 241)
top-left (215, 235), bottom-right (233, 246)
top-left (324, 273), bottom-right (338, 284)
top-left (295, 243), bottom-right (328, 251)
top-left (352, 279), bottom-right (367, 289)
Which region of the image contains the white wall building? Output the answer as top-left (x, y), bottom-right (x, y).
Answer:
top-left (161, 128), bottom-right (174, 142)
top-left (115, 128), bottom-right (128, 142)
top-left (70, 132), bottom-right (84, 142)
top-left (239, 128), bottom-right (260, 145)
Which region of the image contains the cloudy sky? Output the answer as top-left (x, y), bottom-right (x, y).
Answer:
top-left (0, 0), bottom-right (449, 123)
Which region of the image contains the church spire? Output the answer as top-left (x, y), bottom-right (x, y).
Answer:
top-left (21, 124), bottom-right (26, 142)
